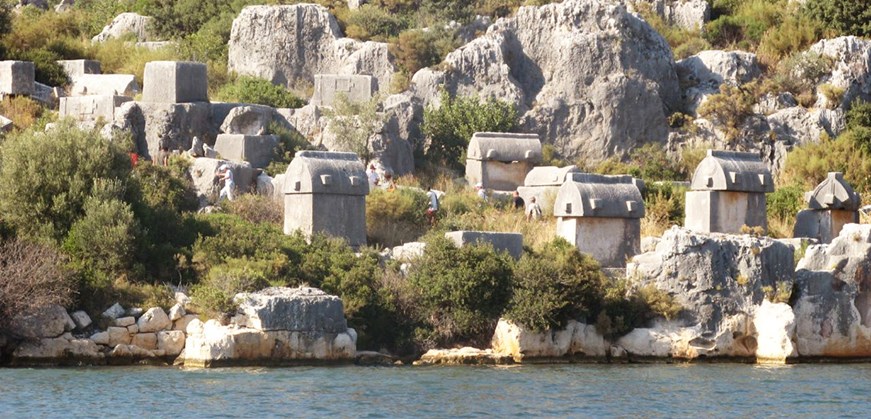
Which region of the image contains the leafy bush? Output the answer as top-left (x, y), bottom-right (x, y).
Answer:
top-left (191, 257), bottom-right (273, 314)
top-left (224, 194), bottom-right (283, 225)
top-left (88, 39), bottom-right (181, 86)
top-left (265, 121), bottom-right (313, 176)
top-left (594, 143), bottom-right (686, 182)
top-left (780, 131), bottom-right (871, 196)
top-left (641, 182), bottom-right (687, 237)
top-left (803, 0), bottom-right (871, 37)
top-left (214, 76), bottom-right (306, 109)
top-left (757, 14), bottom-right (824, 65)
top-left (0, 238), bottom-right (75, 335)
top-left (506, 238), bottom-right (608, 331)
top-left (765, 52), bottom-right (832, 107)
top-left (634, 2), bottom-right (710, 59)
top-left (366, 187), bottom-right (429, 247)
top-left (697, 84), bottom-right (756, 142)
top-left (389, 28), bottom-right (459, 77)
top-left (63, 195), bottom-right (141, 287)
top-left (422, 90), bottom-right (518, 169)
top-left (346, 4), bottom-right (408, 40)
top-left (847, 100), bottom-right (871, 131)
top-left (0, 122), bottom-right (131, 242)
top-left (406, 235), bottom-right (514, 348)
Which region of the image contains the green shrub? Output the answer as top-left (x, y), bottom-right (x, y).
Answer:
top-left (697, 84), bottom-right (756, 143)
top-left (346, 4), bottom-right (408, 40)
top-left (406, 235), bottom-right (514, 348)
top-left (0, 96), bottom-right (44, 131)
top-left (214, 76), bottom-right (306, 109)
top-left (422, 90), bottom-right (518, 169)
top-left (593, 143), bottom-right (685, 182)
top-left (191, 257), bottom-right (273, 314)
top-left (780, 131), bottom-right (871, 195)
top-left (0, 121), bottom-right (131, 242)
top-left (63, 195), bottom-right (141, 283)
top-left (389, 28), bottom-right (459, 81)
top-left (224, 194), bottom-right (283, 225)
top-left (366, 187), bottom-right (429, 247)
top-left (506, 238), bottom-right (608, 332)
top-left (765, 52), bottom-right (832, 106)
top-left (265, 121), bottom-right (313, 176)
top-left (88, 39), bottom-right (181, 86)
top-left (847, 100), bottom-right (871, 131)
top-left (757, 14), bottom-right (824, 66)
top-left (803, 0), bottom-right (871, 37)
top-left (634, 2), bottom-right (710, 59)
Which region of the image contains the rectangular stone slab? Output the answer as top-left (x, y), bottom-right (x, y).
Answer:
top-left (142, 61), bottom-right (208, 103)
top-left (213, 134), bottom-right (278, 168)
top-left (0, 61), bottom-right (35, 96)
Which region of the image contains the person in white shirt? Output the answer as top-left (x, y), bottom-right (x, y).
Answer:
top-left (367, 164), bottom-right (379, 190)
top-left (526, 196), bottom-right (542, 221)
top-left (217, 165), bottom-right (235, 201)
top-left (475, 183), bottom-right (487, 201)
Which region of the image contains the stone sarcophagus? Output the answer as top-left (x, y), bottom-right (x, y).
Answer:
top-left (516, 165), bottom-right (581, 211)
top-left (554, 173), bottom-right (645, 268)
top-left (0, 61), bottom-right (35, 96)
top-left (142, 61), bottom-right (208, 103)
top-left (283, 151), bottom-right (369, 247)
top-left (684, 150), bottom-right (773, 234)
top-left (465, 132), bottom-right (542, 191)
top-left (794, 172), bottom-right (860, 244)
top-left (310, 74), bottom-right (377, 107)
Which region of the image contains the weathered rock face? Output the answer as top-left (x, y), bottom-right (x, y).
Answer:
top-left (793, 224), bottom-right (871, 357)
top-left (753, 300), bottom-right (798, 363)
top-left (220, 105), bottom-right (275, 135)
top-left (9, 305), bottom-right (74, 339)
top-left (676, 50), bottom-right (761, 114)
top-left (181, 287), bottom-right (357, 367)
top-left (137, 307), bottom-right (171, 333)
top-left (808, 36), bottom-right (871, 109)
top-left (187, 157), bottom-right (256, 207)
top-left (624, 227), bottom-right (795, 358)
top-left (228, 5), bottom-right (394, 93)
top-left (411, 0), bottom-right (680, 161)
top-left (11, 337), bottom-right (104, 366)
top-left (491, 319), bottom-right (607, 361)
top-left (641, 0), bottom-right (710, 30)
top-left (92, 13), bottom-right (153, 43)
top-left (767, 107), bottom-right (845, 146)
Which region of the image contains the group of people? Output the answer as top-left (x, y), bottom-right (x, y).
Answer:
top-left (512, 190), bottom-right (542, 221)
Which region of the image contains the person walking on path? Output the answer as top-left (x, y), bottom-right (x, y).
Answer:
top-left (426, 186), bottom-right (440, 226)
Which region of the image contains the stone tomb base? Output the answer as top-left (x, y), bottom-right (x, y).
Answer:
top-left (794, 209), bottom-right (858, 244)
top-left (556, 217), bottom-right (640, 268)
top-left (684, 190), bottom-right (767, 234)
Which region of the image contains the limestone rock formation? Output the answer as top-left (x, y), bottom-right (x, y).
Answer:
top-left (411, 0), bottom-right (681, 162)
top-left (490, 319), bottom-right (607, 361)
top-left (187, 157), bottom-right (256, 207)
top-left (181, 287), bottom-right (357, 367)
top-left (227, 5), bottom-right (395, 93)
top-left (624, 227), bottom-right (795, 358)
top-left (11, 336), bottom-right (104, 365)
top-left (808, 36), bottom-right (871, 109)
top-left (137, 307), bottom-right (171, 333)
top-left (632, 0), bottom-right (710, 30)
top-left (753, 300), bottom-right (798, 363)
top-left (793, 224), bottom-right (871, 357)
top-left (92, 13), bottom-right (153, 43)
top-left (220, 105), bottom-right (275, 135)
top-left (767, 107), bottom-right (845, 146)
top-left (9, 305), bottom-right (75, 339)
top-left (676, 50), bottom-right (761, 114)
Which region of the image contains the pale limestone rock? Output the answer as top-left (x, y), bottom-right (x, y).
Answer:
top-left (131, 333), bottom-right (158, 350)
top-left (12, 337), bottom-right (103, 363)
top-left (102, 303), bottom-right (126, 320)
top-left (677, 50), bottom-right (761, 114)
top-left (414, 347), bottom-right (512, 365)
top-left (234, 287), bottom-right (347, 333)
top-left (111, 344), bottom-right (156, 358)
top-left (169, 304), bottom-right (185, 322)
top-left (158, 330), bottom-right (186, 356)
top-left (175, 314), bottom-right (198, 332)
top-left (127, 324), bottom-right (139, 334)
top-left (793, 224), bottom-right (871, 357)
top-left (186, 318), bottom-right (206, 337)
top-left (137, 307), bottom-right (171, 333)
top-left (107, 326), bottom-right (132, 347)
top-left (70, 310), bottom-right (92, 330)
top-left (631, 0), bottom-right (710, 30)
top-left (92, 13), bottom-right (152, 43)
top-left (90, 331), bottom-right (110, 345)
top-left (187, 157), bottom-right (256, 208)
top-left (228, 5), bottom-right (394, 93)
top-left (753, 300), bottom-right (797, 364)
top-left (220, 105), bottom-right (274, 135)
top-left (808, 36), bottom-right (871, 109)
top-left (767, 107), bottom-right (845, 146)
top-left (412, 0), bottom-right (680, 163)
top-left (115, 316), bottom-right (135, 327)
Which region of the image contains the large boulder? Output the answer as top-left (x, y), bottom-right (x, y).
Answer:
top-left (676, 50), bottom-right (761, 114)
top-left (116, 102), bottom-right (212, 160)
top-left (9, 305), bottom-right (74, 339)
top-left (490, 319), bottom-right (607, 361)
top-left (227, 4), bottom-right (395, 93)
top-left (137, 307), bottom-right (171, 333)
top-left (92, 13), bottom-right (153, 43)
top-left (767, 106), bottom-right (845, 146)
top-left (234, 287), bottom-right (348, 333)
top-left (11, 336), bottom-right (104, 365)
top-left (181, 287), bottom-right (357, 367)
top-left (623, 227), bottom-right (795, 359)
top-left (220, 105), bottom-right (275, 135)
top-left (808, 36), bottom-right (871, 110)
top-left (793, 224), bottom-right (871, 357)
top-left (187, 157), bottom-right (256, 207)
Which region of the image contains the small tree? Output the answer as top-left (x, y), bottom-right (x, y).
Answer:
top-left (421, 90), bottom-right (518, 169)
top-left (0, 238), bottom-right (75, 335)
top-left (327, 94), bottom-right (383, 164)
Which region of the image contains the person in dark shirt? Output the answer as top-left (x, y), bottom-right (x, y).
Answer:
top-left (512, 190), bottom-right (525, 210)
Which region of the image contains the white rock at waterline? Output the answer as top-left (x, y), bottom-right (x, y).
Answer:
top-left (137, 307), bottom-right (171, 333)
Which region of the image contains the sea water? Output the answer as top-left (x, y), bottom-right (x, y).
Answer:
top-left (1, 363), bottom-right (870, 418)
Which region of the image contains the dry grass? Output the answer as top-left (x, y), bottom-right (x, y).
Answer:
top-left (767, 215), bottom-right (795, 239)
top-left (0, 96), bottom-right (44, 131)
top-left (223, 194), bottom-right (284, 226)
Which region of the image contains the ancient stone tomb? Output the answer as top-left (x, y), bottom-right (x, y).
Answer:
top-left (793, 172), bottom-right (860, 244)
top-left (554, 173), bottom-right (645, 268)
top-left (0, 60), bottom-right (35, 96)
top-left (684, 150), bottom-right (773, 234)
top-left (465, 132), bottom-right (542, 191)
top-left (283, 151), bottom-right (369, 247)
top-left (444, 231), bottom-right (524, 260)
top-left (310, 74), bottom-right (377, 107)
top-left (516, 165), bottom-right (581, 211)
